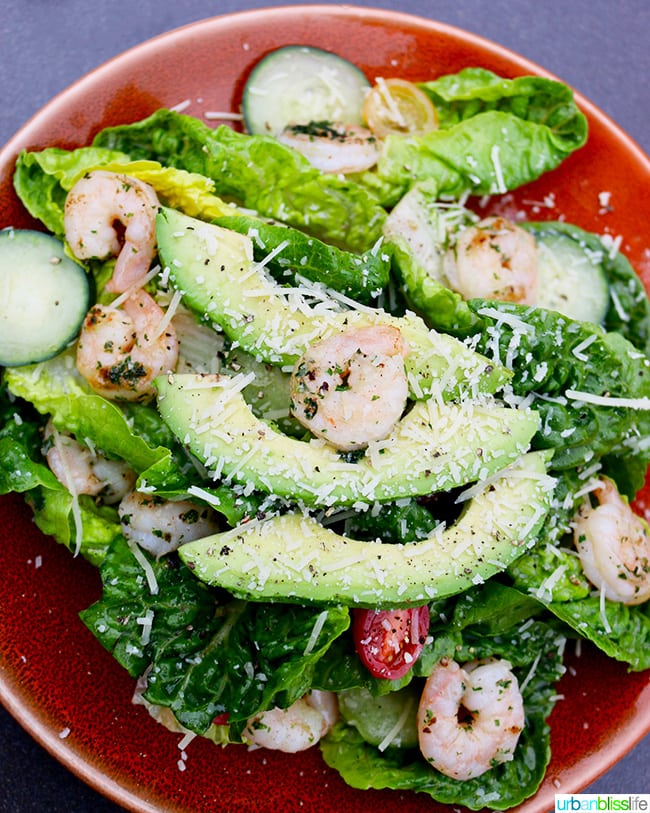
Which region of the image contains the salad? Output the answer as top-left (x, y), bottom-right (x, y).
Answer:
top-left (1, 43), bottom-right (649, 812)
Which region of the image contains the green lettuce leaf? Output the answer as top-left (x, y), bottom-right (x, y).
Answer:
top-left (509, 541), bottom-right (591, 604)
top-left (81, 536), bottom-right (350, 735)
top-left (2, 354), bottom-right (173, 562)
top-left (0, 381), bottom-right (48, 493)
top-left (545, 598), bottom-right (650, 672)
top-left (136, 451), bottom-right (268, 528)
top-left (467, 302), bottom-right (650, 480)
top-left (341, 498), bottom-right (442, 544)
top-left (93, 109), bottom-right (386, 252)
top-left (28, 487), bottom-right (121, 565)
top-left (419, 68), bottom-right (586, 131)
top-left (504, 477), bottom-right (650, 671)
top-left (359, 68), bottom-right (587, 205)
top-left (0, 427), bottom-right (119, 564)
top-left (3, 349), bottom-right (272, 533)
top-left (0, 382), bottom-right (121, 563)
top-left (3, 350), bottom-right (171, 473)
top-left (382, 181), bottom-right (482, 333)
top-left (505, 469), bottom-right (591, 603)
top-left (385, 191), bottom-right (650, 355)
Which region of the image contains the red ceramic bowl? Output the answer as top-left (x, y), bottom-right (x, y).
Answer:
top-left (1, 6), bottom-right (649, 813)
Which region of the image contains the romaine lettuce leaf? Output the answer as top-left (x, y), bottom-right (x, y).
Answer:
top-left (81, 536), bottom-right (350, 736)
top-left (505, 512), bottom-right (650, 671)
top-left (385, 191), bottom-right (650, 357)
top-left (360, 68), bottom-right (588, 206)
top-left (509, 541), bottom-right (591, 603)
top-left (419, 68), bottom-right (586, 131)
top-left (136, 451), bottom-right (268, 528)
top-left (0, 386), bottom-right (121, 563)
top-left (0, 381), bottom-right (49, 493)
top-left (545, 598), bottom-right (650, 672)
top-left (3, 350), bottom-right (171, 473)
top-left (93, 109), bottom-right (387, 252)
top-left (28, 487), bottom-right (121, 565)
top-left (467, 302), bottom-right (650, 482)
top-left (502, 472), bottom-right (650, 671)
top-left (513, 541), bottom-right (650, 672)
top-left (382, 181), bottom-right (481, 333)
top-left (3, 351), bottom-right (261, 529)
top-left (212, 214), bottom-right (390, 303)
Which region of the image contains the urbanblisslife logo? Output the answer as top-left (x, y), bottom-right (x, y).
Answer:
top-left (556, 796), bottom-right (650, 812)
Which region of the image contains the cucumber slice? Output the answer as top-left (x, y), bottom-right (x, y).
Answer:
top-left (338, 686), bottom-right (419, 750)
top-left (0, 228), bottom-right (90, 366)
top-left (242, 45), bottom-right (370, 136)
top-left (534, 230), bottom-right (609, 324)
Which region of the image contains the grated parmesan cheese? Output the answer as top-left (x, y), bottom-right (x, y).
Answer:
top-left (125, 537), bottom-right (159, 595)
top-left (599, 583), bottom-right (612, 633)
top-left (566, 389), bottom-right (650, 410)
top-left (377, 695), bottom-right (416, 752)
top-left (303, 610), bottom-right (329, 655)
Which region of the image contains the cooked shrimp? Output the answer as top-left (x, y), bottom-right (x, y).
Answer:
top-left (76, 288), bottom-right (178, 402)
top-left (289, 324), bottom-right (409, 451)
top-left (243, 690), bottom-right (339, 753)
top-left (417, 657), bottom-right (525, 781)
top-left (573, 477), bottom-right (650, 605)
top-left (277, 122), bottom-right (380, 174)
top-left (64, 170), bottom-right (160, 293)
top-left (444, 216), bottom-right (538, 304)
top-left (43, 419), bottom-right (136, 504)
top-left (118, 491), bottom-right (220, 558)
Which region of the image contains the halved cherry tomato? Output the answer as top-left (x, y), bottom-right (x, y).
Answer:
top-left (352, 605), bottom-right (430, 680)
top-left (362, 78), bottom-right (439, 138)
top-left (631, 467), bottom-right (650, 521)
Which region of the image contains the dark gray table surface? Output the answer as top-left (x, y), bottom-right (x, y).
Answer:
top-left (0, 1), bottom-right (648, 810)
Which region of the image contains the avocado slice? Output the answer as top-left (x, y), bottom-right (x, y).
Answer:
top-left (156, 207), bottom-right (510, 401)
top-left (179, 450), bottom-right (554, 608)
top-left (155, 372), bottom-right (540, 507)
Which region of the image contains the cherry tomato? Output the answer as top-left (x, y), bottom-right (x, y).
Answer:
top-left (631, 467), bottom-right (650, 521)
top-left (362, 78), bottom-right (439, 138)
top-left (352, 605), bottom-right (430, 679)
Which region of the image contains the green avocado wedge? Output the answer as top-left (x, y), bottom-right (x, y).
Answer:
top-left (156, 207), bottom-right (510, 401)
top-left (179, 451), bottom-right (554, 608)
top-left (155, 372), bottom-right (540, 508)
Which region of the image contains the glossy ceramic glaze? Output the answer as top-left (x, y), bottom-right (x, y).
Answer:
top-left (0, 6), bottom-right (649, 813)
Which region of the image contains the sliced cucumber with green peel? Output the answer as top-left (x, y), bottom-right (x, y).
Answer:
top-left (530, 228), bottom-right (610, 324)
top-left (0, 228), bottom-right (90, 366)
top-left (242, 45), bottom-right (370, 136)
top-left (338, 686), bottom-right (419, 749)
